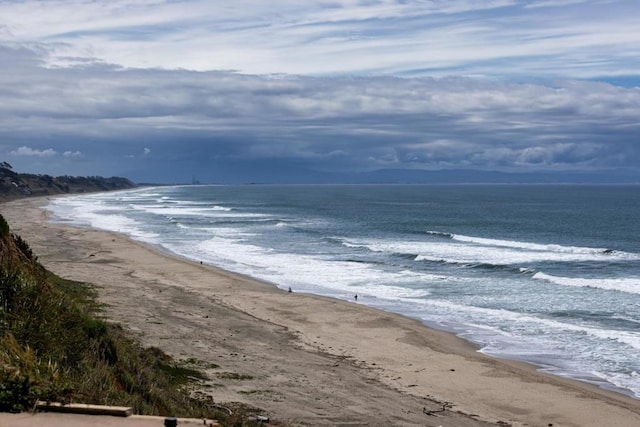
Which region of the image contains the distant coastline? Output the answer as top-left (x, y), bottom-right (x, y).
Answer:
top-left (0, 164), bottom-right (136, 201)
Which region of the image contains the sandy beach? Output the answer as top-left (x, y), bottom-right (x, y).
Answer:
top-left (3, 197), bottom-right (640, 427)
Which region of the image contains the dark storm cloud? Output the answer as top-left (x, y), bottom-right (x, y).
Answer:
top-left (1, 43), bottom-right (639, 180)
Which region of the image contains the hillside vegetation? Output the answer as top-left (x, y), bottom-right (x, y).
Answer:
top-left (0, 214), bottom-right (259, 425)
top-left (0, 163), bottom-right (135, 201)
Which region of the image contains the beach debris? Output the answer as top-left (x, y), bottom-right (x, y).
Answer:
top-left (423, 402), bottom-right (452, 417)
top-left (256, 415), bottom-right (270, 423)
top-left (212, 403), bottom-right (232, 415)
top-left (35, 401), bottom-right (132, 417)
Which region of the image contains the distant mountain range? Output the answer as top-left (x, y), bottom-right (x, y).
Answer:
top-left (0, 163), bottom-right (136, 201)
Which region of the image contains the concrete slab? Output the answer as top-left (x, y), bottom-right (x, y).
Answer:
top-left (0, 412), bottom-right (218, 427)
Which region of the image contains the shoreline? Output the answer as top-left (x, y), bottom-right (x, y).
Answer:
top-left (42, 189), bottom-right (639, 401)
top-left (3, 196), bottom-right (640, 426)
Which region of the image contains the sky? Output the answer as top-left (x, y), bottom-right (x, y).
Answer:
top-left (1, 0), bottom-right (639, 183)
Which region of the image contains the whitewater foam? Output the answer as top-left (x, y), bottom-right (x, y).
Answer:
top-left (533, 272), bottom-right (640, 294)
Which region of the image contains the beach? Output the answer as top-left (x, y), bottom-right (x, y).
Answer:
top-left (3, 196), bottom-right (640, 427)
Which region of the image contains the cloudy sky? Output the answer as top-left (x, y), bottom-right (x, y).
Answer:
top-left (1, 0), bottom-right (639, 183)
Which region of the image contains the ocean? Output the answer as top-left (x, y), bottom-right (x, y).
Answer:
top-left (47, 184), bottom-right (640, 398)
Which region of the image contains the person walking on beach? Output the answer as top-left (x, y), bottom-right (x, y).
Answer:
top-left (354, 294), bottom-right (358, 301)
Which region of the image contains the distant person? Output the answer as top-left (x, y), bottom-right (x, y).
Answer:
top-left (354, 294), bottom-right (358, 301)
top-left (288, 286), bottom-right (292, 293)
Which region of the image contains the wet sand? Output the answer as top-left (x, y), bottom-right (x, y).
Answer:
top-left (3, 197), bottom-right (640, 427)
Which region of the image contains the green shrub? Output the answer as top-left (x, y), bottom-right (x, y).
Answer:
top-left (0, 270), bottom-right (23, 314)
top-left (0, 333), bottom-right (72, 411)
top-left (0, 373), bottom-right (30, 413)
top-left (0, 214), bottom-right (9, 237)
top-left (12, 234), bottom-right (34, 261)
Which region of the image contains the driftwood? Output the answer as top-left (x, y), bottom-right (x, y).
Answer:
top-left (423, 402), bottom-right (452, 416)
top-left (212, 403), bottom-right (233, 415)
top-left (35, 401), bottom-right (132, 417)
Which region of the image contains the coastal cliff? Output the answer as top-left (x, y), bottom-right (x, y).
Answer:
top-left (0, 163), bottom-right (135, 201)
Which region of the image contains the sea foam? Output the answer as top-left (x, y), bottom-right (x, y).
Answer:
top-left (533, 272), bottom-right (640, 294)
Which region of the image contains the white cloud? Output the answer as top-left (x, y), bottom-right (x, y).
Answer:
top-left (9, 146), bottom-right (57, 157)
top-left (143, 147), bottom-right (151, 156)
top-left (0, 0), bottom-right (638, 78)
top-left (63, 150), bottom-right (83, 158)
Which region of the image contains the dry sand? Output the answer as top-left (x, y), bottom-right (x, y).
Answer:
top-left (3, 197), bottom-right (640, 427)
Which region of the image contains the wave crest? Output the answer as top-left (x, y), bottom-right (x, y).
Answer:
top-left (533, 272), bottom-right (640, 294)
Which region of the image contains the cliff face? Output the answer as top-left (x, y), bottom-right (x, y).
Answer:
top-left (0, 166), bottom-right (135, 201)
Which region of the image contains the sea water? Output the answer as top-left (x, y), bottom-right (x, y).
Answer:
top-left (47, 184), bottom-right (640, 398)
